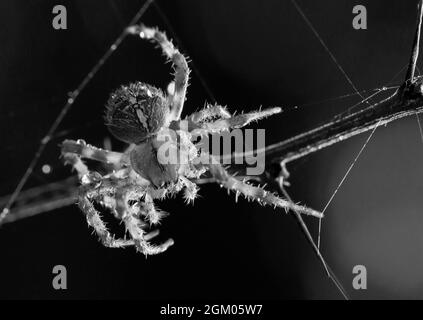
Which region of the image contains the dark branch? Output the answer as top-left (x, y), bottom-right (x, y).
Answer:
top-left (265, 81), bottom-right (423, 169)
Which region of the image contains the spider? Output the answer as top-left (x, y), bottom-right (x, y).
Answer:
top-left (61, 24), bottom-right (322, 256)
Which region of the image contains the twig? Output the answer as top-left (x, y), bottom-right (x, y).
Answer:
top-left (0, 177), bottom-right (78, 224)
top-left (262, 81), bottom-right (423, 170)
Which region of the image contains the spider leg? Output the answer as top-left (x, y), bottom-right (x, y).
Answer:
top-left (63, 143), bottom-right (133, 247)
top-left (188, 104), bottom-right (231, 123)
top-left (78, 187), bottom-right (134, 248)
top-left (178, 176), bottom-right (199, 204)
top-left (142, 193), bottom-right (168, 225)
top-left (61, 150), bottom-right (89, 179)
top-left (128, 24), bottom-right (189, 121)
top-left (61, 139), bottom-right (126, 167)
top-left (192, 107), bottom-right (282, 135)
top-left (115, 187), bottom-right (174, 255)
top-left (205, 160), bottom-right (322, 218)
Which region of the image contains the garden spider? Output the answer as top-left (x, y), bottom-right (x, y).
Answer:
top-left (61, 24), bottom-right (322, 256)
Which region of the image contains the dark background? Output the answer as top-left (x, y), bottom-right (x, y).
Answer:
top-left (1, 0), bottom-right (423, 300)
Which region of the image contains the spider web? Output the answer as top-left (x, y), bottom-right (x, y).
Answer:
top-left (287, 0), bottom-right (423, 299)
top-left (0, 0), bottom-right (420, 299)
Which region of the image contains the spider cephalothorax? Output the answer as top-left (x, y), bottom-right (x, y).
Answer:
top-left (61, 24), bottom-right (322, 256)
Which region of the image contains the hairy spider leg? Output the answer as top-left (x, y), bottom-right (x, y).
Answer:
top-left (170, 105), bottom-right (232, 132)
top-left (115, 187), bottom-right (174, 255)
top-left (63, 147), bottom-right (137, 248)
top-left (62, 142), bottom-right (132, 195)
top-left (62, 139), bottom-right (174, 255)
top-left (192, 107), bottom-right (282, 134)
top-left (143, 193), bottom-right (168, 225)
top-left (178, 176), bottom-right (199, 204)
top-left (127, 24), bottom-right (190, 121)
top-left (79, 187), bottom-right (134, 248)
top-left (62, 153), bottom-right (132, 246)
top-left (205, 159), bottom-right (323, 218)
top-left (189, 104), bottom-right (231, 123)
top-left (61, 151), bottom-right (89, 179)
top-left (62, 139), bottom-right (127, 167)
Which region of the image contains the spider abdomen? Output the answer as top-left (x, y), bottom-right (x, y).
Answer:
top-left (105, 82), bottom-right (170, 144)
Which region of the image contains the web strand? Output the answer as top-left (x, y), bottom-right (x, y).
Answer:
top-left (338, 64), bottom-right (409, 117)
top-left (290, 0), bottom-right (377, 260)
top-left (333, 86), bottom-right (395, 121)
top-left (416, 114), bottom-right (423, 144)
top-left (279, 186), bottom-right (350, 300)
top-left (286, 0), bottom-right (366, 298)
top-left (290, 0), bottom-right (368, 105)
top-left (317, 61), bottom-right (419, 249)
top-left (318, 119), bottom-right (381, 248)
top-left (0, 0), bottom-right (155, 225)
top-left (293, 86), bottom-right (398, 111)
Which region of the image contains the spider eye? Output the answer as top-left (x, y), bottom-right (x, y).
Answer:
top-left (105, 82), bottom-right (169, 144)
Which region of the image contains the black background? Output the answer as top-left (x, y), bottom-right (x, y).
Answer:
top-left (1, 0), bottom-right (423, 300)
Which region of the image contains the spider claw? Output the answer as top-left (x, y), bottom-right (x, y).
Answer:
top-left (161, 238), bottom-right (175, 251)
top-left (235, 191), bottom-right (240, 203)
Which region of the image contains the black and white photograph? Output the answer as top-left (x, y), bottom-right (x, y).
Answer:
top-left (1, 0), bottom-right (423, 304)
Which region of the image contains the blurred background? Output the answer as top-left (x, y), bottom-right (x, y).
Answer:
top-left (1, 0), bottom-right (423, 299)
